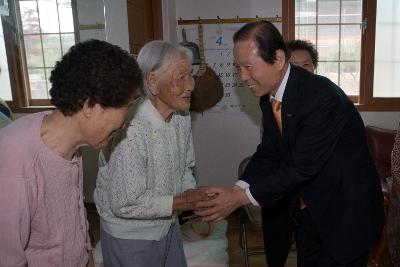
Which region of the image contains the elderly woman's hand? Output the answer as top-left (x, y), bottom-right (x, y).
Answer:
top-left (172, 188), bottom-right (210, 212)
top-left (183, 188), bottom-right (210, 202)
top-left (194, 186), bottom-right (250, 222)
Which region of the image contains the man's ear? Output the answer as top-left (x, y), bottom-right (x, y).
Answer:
top-left (275, 49), bottom-right (287, 69)
top-left (147, 72), bottom-right (159, 96)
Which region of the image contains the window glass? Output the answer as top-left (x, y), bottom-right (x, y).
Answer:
top-left (58, 0), bottom-right (74, 32)
top-left (17, 0), bottom-right (76, 101)
top-left (42, 34), bottom-right (62, 67)
top-left (38, 0), bottom-right (59, 33)
top-left (317, 25), bottom-right (340, 61)
top-left (295, 0), bottom-right (363, 96)
top-left (60, 32), bottom-right (74, 53)
top-left (340, 61), bottom-right (360, 96)
top-left (295, 24), bottom-right (316, 45)
top-left (341, 0), bottom-right (362, 23)
top-left (318, 61), bottom-right (339, 84)
top-left (318, 0), bottom-right (340, 24)
top-left (28, 67), bottom-right (47, 99)
top-left (20, 1), bottom-right (40, 34)
top-left (24, 34), bottom-right (44, 68)
top-left (340, 25), bottom-right (361, 61)
top-left (296, 0), bottom-right (316, 24)
top-left (373, 0), bottom-right (400, 97)
top-left (0, 22), bottom-right (12, 101)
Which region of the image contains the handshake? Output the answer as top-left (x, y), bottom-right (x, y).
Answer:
top-left (173, 186), bottom-right (250, 222)
top-left (174, 187), bottom-right (215, 212)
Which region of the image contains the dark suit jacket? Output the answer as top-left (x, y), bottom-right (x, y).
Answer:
top-left (241, 65), bottom-right (384, 263)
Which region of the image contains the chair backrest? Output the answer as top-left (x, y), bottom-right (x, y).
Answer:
top-left (238, 156), bottom-right (252, 178)
top-left (365, 126), bottom-right (397, 186)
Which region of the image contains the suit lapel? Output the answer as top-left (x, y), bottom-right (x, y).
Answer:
top-left (260, 66), bottom-right (302, 153)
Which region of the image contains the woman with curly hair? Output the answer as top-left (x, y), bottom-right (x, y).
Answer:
top-left (0, 39), bottom-right (143, 267)
top-left (94, 40), bottom-right (207, 267)
top-left (388, 124), bottom-right (400, 266)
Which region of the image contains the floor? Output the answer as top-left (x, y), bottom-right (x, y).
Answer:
top-left (86, 206), bottom-right (390, 267)
top-left (86, 207), bottom-right (275, 266)
top-left (226, 211), bottom-right (296, 267)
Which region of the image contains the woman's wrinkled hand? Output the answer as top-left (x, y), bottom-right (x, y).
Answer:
top-left (173, 188), bottom-right (212, 212)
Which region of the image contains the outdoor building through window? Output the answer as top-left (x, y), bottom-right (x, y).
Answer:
top-left (19, 0), bottom-right (75, 100)
top-left (0, 0), bottom-right (77, 109)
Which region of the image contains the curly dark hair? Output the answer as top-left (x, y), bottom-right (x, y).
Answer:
top-left (50, 39), bottom-right (143, 116)
top-left (233, 21), bottom-right (290, 64)
top-left (286, 39), bottom-right (319, 68)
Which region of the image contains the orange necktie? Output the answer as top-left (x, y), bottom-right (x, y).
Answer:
top-left (271, 98), bottom-right (306, 208)
top-left (271, 98), bottom-right (282, 134)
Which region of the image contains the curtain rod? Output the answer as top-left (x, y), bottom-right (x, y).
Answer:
top-left (177, 16), bottom-right (282, 25)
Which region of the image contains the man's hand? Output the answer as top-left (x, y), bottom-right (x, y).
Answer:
top-left (194, 186), bottom-right (250, 222)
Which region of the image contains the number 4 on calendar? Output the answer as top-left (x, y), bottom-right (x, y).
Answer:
top-left (216, 36), bottom-right (223, 45)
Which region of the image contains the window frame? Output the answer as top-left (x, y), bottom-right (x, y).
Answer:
top-left (282, 0), bottom-right (400, 111)
top-left (3, 0), bottom-right (79, 113)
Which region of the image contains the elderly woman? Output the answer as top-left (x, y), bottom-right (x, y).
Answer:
top-left (94, 40), bottom-right (205, 266)
top-left (0, 39), bottom-right (142, 267)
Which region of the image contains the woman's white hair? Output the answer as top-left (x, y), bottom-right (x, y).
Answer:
top-left (137, 40), bottom-right (193, 99)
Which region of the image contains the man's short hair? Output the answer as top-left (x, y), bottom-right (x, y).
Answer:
top-left (233, 21), bottom-right (290, 64)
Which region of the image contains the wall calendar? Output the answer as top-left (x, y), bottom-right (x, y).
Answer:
top-left (179, 22), bottom-right (281, 113)
top-left (180, 24), bottom-right (246, 113)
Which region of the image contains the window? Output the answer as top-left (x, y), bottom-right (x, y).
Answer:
top-left (372, 0), bottom-right (400, 98)
top-left (283, 0), bottom-right (400, 111)
top-left (0, 0), bottom-right (78, 111)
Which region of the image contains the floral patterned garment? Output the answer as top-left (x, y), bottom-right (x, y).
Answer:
top-left (388, 124), bottom-right (400, 267)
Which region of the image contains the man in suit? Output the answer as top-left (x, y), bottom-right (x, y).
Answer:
top-left (250, 39), bottom-right (321, 267)
top-left (196, 21), bottom-right (384, 266)
top-left (254, 39), bottom-right (321, 267)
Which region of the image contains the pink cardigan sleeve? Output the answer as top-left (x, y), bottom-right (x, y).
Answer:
top-left (0, 177), bottom-right (33, 267)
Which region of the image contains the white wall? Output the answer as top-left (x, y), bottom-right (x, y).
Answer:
top-left (361, 112), bottom-right (400, 129)
top-left (162, 0), bottom-right (177, 42)
top-left (77, 0), bottom-right (129, 50)
top-left (103, 0), bottom-right (129, 51)
top-left (76, 0), bottom-right (106, 42)
top-left (175, 0), bottom-right (281, 19)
